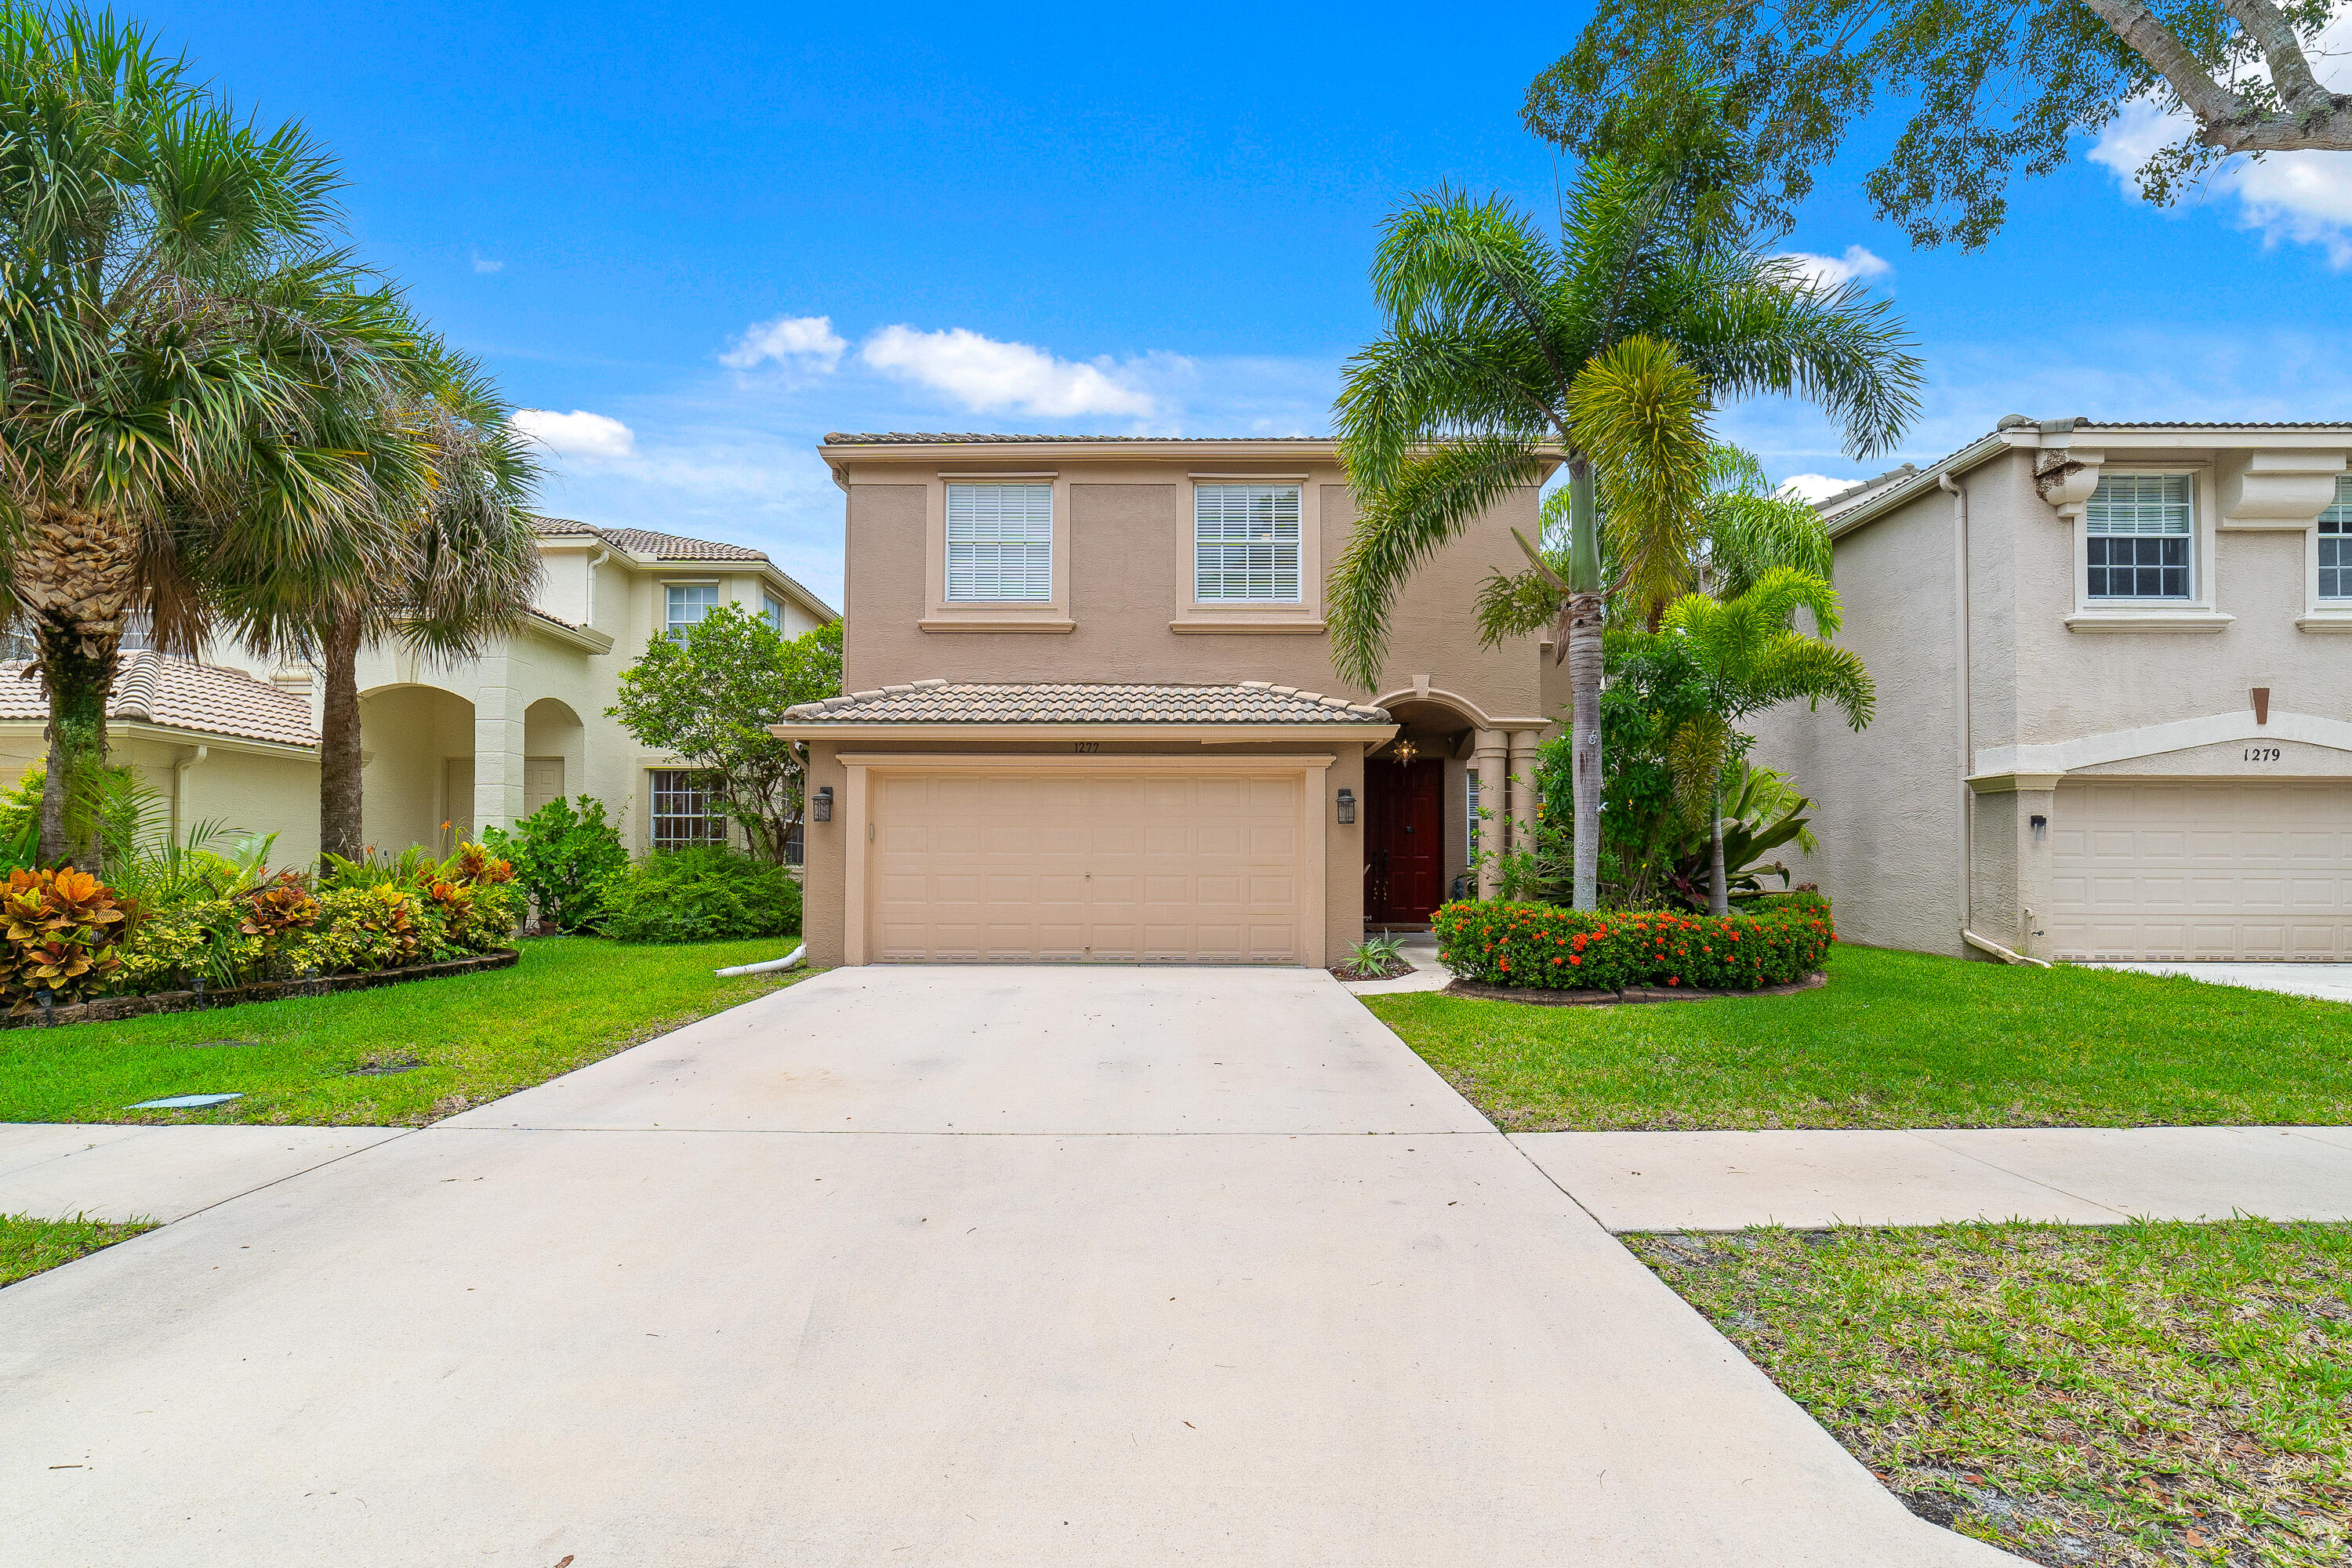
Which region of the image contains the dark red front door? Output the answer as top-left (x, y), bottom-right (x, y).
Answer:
top-left (1365, 758), bottom-right (1445, 923)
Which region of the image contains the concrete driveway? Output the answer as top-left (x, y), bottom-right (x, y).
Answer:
top-left (2085, 960), bottom-right (2352, 1004)
top-left (1, 967), bottom-right (2014, 1567)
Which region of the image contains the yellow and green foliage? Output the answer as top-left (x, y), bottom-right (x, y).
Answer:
top-left (13, 842), bottom-right (522, 1005)
top-left (0, 866), bottom-right (136, 1011)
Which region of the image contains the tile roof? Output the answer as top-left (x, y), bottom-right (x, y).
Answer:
top-left (781, 681), bottom-right (1390, 724)
top-left (0, 653), bottom-right (317, 747)
top-left (822, 432), bottom-right (1330, 445)
top-left (528, 515), bottom-right (768, 562)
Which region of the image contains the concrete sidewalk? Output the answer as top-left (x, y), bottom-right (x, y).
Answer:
top-left (0, 1123), bottom-right (407, 1222)
top-left (1517, 1125), bottom-right (2352, 1231)
top-left (0, 967), bottom-right (2017, 1568)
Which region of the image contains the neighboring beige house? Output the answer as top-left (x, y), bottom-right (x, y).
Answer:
top-left (0, 517), bottom-right (837, 866)
top-left (777, 433), bottom-right (1566, 969)
top-left (1753, 417), bottom-right (2352, 964)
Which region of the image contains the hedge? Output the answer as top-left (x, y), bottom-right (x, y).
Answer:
top-left (1432, 899), bottom-right (1835, 992)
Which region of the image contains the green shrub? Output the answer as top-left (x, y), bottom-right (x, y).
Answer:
top-left (1433, 900), bottom-right (1834, 991)
top-left (1, 866), bottom-right (138, 1011)
top-left (598, 848), bottom-right (800, 944)
top-left (481, 796), bottom-right (628, 932)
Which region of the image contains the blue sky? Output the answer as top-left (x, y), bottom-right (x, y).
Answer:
top-left (151, 1), bottom-right (2352, 609)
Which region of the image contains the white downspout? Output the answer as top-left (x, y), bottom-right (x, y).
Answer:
top-left (1940, 473), bottom-right (1974, 952)
top-left (716, 945), bottom-right (804, 978)
top-left (172, 743), bottom-right (209, 843)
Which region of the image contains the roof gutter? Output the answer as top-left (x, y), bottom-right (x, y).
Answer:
top-left (1824, 431), bottom-right (2012, 539)
top-left (771, 720), bottom-right (1400, 744)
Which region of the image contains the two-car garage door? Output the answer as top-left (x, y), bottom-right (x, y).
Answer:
top-left (2048, 781), bottom-right (2352, 960)
top-left (866, 769), bottom-right (1308, 962)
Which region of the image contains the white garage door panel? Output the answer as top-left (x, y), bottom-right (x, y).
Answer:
top-left (869, 770), bottom-right (1305, 962)
top-left (2049, 781), bottom-right (2352, 960)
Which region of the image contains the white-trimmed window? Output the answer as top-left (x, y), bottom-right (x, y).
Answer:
top-left (946, 482), bottom-right (1053, 602)
top-left (1467, 770), bottom-right (1480, 851)
top-left (1194, 483), bottom-right (1302, 602)
top-left (666, 583), bottom-right (720, 641)
top-left (2321, 478), bottom-right (2352, 601)
top-left (649, 769), bottom-right (725, 848)
top-left (761, 593), bottom-right (786, 632)
top-left (2085, 474), bottom-right (2192, 600)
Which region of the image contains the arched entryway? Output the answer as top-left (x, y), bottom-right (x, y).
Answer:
top-left (1363, 695), bottom-right (1486, 925)
top-left (522, 698), bottom-right (586, 820)
top-left (358, 684), bottom-right (476, 855)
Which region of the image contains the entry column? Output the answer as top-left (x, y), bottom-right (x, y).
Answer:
top-left (1472, 728), bottom-right (1507, 899)
top-left (1507, 729), bottom-right (1540, 861)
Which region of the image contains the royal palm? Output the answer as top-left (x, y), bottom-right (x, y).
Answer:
top-left (1330, 160), bottom-right (1918, 908)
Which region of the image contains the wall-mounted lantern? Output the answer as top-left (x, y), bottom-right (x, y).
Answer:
top-left (1336, 787), bottom-right (1356, 825)
top-left (812, 786), bottom-right (833, 823)
top-left (2030, 813), bottom-right (2047, 842)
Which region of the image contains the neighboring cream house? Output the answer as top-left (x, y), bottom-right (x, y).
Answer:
top-left (1754, 418), bottom-right (2352, 964)
top-left (777, 433), bottom-right (1566, 969)
top-left (0, 517), bottom-right (836, 865)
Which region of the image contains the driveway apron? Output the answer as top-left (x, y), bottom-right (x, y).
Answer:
top-left (0, 966), bottom-right (2018, 1566)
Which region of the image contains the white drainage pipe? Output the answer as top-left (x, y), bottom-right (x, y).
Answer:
top-left (715, 944), bottom-right (805, 978)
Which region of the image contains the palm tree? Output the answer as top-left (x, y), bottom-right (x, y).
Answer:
top-left (0, 7), bottom-right (406, 869)
top-left (227, 333), bottom-right (542, 864)
top-left (1330, 160), bottom-right (1918, 909)
top-left (1659, 568), bottom-right (1875, 914)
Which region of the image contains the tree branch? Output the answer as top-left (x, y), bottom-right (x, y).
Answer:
top-left (2223, 0), bottom-right (2332, 118)
top-left (2075, 0), bottom-right (2352, 153)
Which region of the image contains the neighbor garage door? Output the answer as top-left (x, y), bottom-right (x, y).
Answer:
top-left (2048, 780), bottom-right (2352, 960)
top-left (866, 768), bottom-right (1308, 962)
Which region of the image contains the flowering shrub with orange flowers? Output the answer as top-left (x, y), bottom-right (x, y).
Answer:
top-left (1433, 897), bottom-right (1834, 992)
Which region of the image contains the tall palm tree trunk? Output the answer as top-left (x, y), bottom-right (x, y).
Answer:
top-left (20, 503), bottom-right (140, 873)
top-left (319, 606), bottom-right (366, 864)
top-left (1707, 760), bottom-right (1730, 916)
top-left (1561, 459), bottom-right (1605, 911)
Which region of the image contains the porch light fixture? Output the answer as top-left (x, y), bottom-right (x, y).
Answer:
top-left (1336, 787), bottom-right (1356, 825)
top-left (812, 786), bottom-right (833, 822)
top-left (1388, 738), bottom-right (1418, 765)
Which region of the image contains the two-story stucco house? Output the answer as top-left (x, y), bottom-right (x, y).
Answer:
top-left (777, 434), bottom-right (1565, 968)
top-left (1753, 417), bottom-right (2352, 964)
top-left (0, 517), bottom-right (835, 866)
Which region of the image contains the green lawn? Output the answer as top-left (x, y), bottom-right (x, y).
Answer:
top-left (1633, 1221), bottom-right (2352, 1567)
top-left (1366, 943), bottom-right (2352, 1130)
top-left (0, 936), bottom-right (811, 1127)
top-left (1, 1213), bottom-right (155, 1287)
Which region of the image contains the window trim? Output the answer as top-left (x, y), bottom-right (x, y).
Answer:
top-left (2067, 465), bottom-right (2228, 633)
top-left (1191, 481), bottom-right (1306, 606)
top-left (647, 767), bottom-right (728, 849)
top-left (920, 472), bottom-right (1073, 632)
top-left (1170, 474), bottom-right (1326, 631)
top-left (2301, 474), bottom-right (2352, 633)
top-left (944, 480), bottom-right (1056, 605)
top-left (663, 579), bottom-right (722, 643)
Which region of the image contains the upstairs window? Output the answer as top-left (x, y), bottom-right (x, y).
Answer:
top-left (650, 769), bottom-right (726, 848)
top-left (2321, 478), bottom-right (2352, 601)
top-left (946, 483), bottom-right (1053, 602)
top-left (1195, 483), bottom-right (1302, 602)
top-left (666, 583), bottom-right (720, 641)
top-left (762, 593), bottom-right (786, 632)
top-left (2085, 474), bottom-right (2192, 600)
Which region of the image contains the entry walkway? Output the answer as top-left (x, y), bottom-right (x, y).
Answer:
top-left (0, 966), bottom-right (2017, 1567)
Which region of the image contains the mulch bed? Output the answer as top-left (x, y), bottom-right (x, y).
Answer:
top-left (1444, 971), bottom-right (1826, 1007)
top-left (1330, 956), bottom-right (1418, 982)
top-left (5, 949), bottom-right (521, 1030)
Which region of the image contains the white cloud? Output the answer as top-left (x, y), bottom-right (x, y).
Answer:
top-left (1774, 474), bottom-right (1860, 505)
top-left (2088, 14), bottom-right (2352, 266)
top-left (1769, 245), bottom-right (1893, 292)
top-left (513, 408), bottom-right (636, 463)
top-left (720, 314), bottom-right (848, 372)
top-left (858, 325), bottom-right (1160, 418)
top-left (472, 254), bottom-right (504, 274)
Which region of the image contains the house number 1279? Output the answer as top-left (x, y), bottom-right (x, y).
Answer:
top-left (2245, 747), bottom-right (2281, 762)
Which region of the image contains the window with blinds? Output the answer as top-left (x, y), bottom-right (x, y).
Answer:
top-left (1195, 484), bottom-right (1302, 602)
top-left (2321, 477), bottom-right (2352, 601)
top-left (2085, 474), bottom-right (2192, 600)
top-left (946, 483), bottom-right (1053, 602)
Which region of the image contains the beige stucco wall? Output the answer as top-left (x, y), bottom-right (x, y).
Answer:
top-left (1754, 435), bottom-right (2352, 960)
top-left (0, 731), bottom-right (321, 868)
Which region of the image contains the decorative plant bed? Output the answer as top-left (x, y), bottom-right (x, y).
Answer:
top-left (1444, 971), bottom-right (1826, 1007)
top-left (4, 949), bottom-right (520, 1030)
